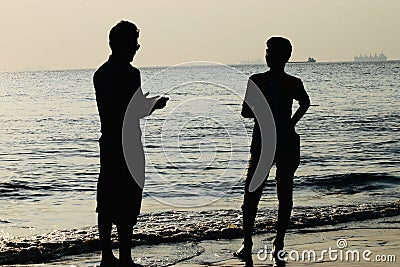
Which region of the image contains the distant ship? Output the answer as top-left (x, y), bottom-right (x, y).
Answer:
top-left (354, 53), bottom-right (387, 62)
top-left (242, 57), bottom-right (317, 64)
top-left (289, 57), bottom-right (317, 64)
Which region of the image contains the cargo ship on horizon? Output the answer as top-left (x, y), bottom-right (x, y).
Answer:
top-left (354, 53), bottom-right (387, 62)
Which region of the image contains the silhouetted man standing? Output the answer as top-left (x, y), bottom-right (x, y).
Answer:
top-left (236, 37), bottom-right (310, 265)
top-left (94, 21), bottom-right (168, 267)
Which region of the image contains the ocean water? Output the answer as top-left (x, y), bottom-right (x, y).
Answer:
top-left (0, 61), bottom-right (399, 264)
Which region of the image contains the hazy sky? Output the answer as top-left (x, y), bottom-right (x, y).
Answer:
top-left (1, 0), bottom-right (399, 70)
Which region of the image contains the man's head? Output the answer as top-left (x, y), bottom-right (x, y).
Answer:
top-left (109, 20), bottom-right (140, 62)
top-left (265, 37), bottom-right (292, 69)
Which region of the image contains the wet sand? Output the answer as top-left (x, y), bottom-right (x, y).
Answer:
top-left (174, 218), bottom-right (399, 266)
top-left (10, 217), bottom-right (399, 266)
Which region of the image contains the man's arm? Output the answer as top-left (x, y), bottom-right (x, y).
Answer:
top-left (291, 79), bottom-right (310, 126)
top-left (291, 98), bottom-right (310, 126)
top-left (150, 96), bottom-right (169, 114)
top-left (129, 68), bottom-right (168, 118)
top-left (241, 78), bottom-right (256, 118)
top-left (93, 70), bottom-right (109, 121)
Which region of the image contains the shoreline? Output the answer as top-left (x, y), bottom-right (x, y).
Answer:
top-left (2, 201), bottom-right (399, 265)
top-left (10, 216), bottom-right (398, 267)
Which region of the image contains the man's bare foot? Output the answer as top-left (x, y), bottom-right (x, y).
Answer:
top-left (272, 238), bottom-right (286, 267)
top-left (99, 255), bottom-right (119, 267)
top-left (233, 242), bottom-right (252, 261)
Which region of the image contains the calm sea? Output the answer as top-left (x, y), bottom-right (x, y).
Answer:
top-left (0, 61), bottom-right (399, 264)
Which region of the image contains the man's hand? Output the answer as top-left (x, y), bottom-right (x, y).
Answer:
top-left (143, 92), bottom-right (169, 110)
top-left (154, 96), bottom-right (169, 110)
top-left (143, 92), bottom-right (169, 115)
top-left (291, 98), bottom-right (310, 126)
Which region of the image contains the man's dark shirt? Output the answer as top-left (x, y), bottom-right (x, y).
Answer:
top-left (94, 55), bottom-right (141, 140)
top-left (242, 71), bottom-right (310, 149)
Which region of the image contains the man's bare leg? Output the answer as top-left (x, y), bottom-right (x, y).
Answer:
top-left (117, 222), bottom-right (136, 267)
top-left (235, 152), bottom-right (268, 259)
top-left (274, 167), bottom-right (294, 258)
top-left (98, 213), bottom-right (118, 266)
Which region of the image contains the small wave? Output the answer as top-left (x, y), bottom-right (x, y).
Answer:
top-left (296, 173), bottom-right (400, 194)
top-left (0, 180), bottom-right (94, 199)
top-left (0, 201), bottom-right (398, 264)
top-left (0, 182), bottom-right (55, 198)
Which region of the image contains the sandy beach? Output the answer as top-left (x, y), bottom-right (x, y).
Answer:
top-left (9, 216), bottom-right (397, 267)
top-left (175, 216), bottom-right (400, 267)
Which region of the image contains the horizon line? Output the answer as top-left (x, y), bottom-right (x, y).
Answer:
top-left (1, 59), bottom-right (399, 73)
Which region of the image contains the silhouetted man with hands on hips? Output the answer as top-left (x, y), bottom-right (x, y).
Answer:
top-left (235, 37), bottom-right (310, 266)
top-left (94, 21), bottom-right (168, 267)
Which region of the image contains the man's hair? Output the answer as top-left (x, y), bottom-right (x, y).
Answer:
top-left (266, 37), bottom-right (292, 62)
top-left (109, 20), bottom-right (139, 50)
